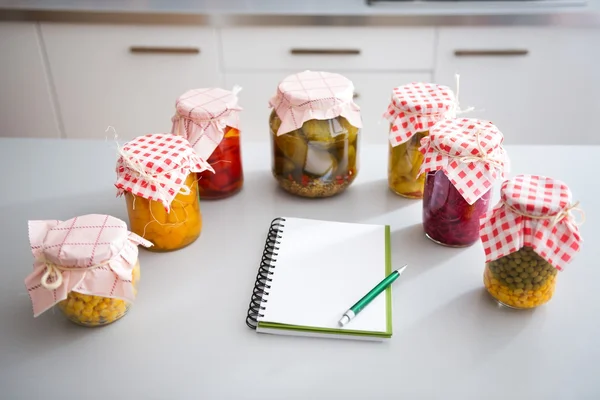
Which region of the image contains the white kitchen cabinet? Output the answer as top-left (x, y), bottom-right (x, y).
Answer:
top-left (225, 72), bottom-right (431, 144)
top-left (0, 22), bottom-right (61, 138)
top-left (41, 24), bottom-right (221, 140)
top-left (221, 27), bottom-right (435, 72)
top-left (435, 27), bottom-right (600, 145)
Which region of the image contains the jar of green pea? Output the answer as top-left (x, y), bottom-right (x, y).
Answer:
top-left (480, 175), bottom-right (583, 309)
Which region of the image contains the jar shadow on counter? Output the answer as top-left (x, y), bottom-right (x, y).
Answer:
top-left (395, 288), bottom-right (537, 370)
top-left (390, 223), bottom-right (468, 283)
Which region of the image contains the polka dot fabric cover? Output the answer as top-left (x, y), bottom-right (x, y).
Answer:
top-left (269, 70), bottom-right (362, 136)
top-left (115, 134), bottom-right (213, 211)
top-left (171, 87), bottom-right (242, 161)
top-left (419, 118), bottom-right (509, 205)
top-left (480, 175), bottom-right (583, 271)
top-left (384, 82), bottom-right (456, 147)
top-left (24, 214), bottom-right (152, 317)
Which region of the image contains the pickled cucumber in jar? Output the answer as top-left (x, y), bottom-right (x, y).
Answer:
top-left (388, 130), bottom-right (428, 199)
top-left (270, 110), bottom-right (359, 198)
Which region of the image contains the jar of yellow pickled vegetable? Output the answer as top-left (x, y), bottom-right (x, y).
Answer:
top-left (383, 83), bottom-right (456, 199)
top-left (115, 133), bottom-right (214, 251)
top-left (24, 214), bottom-right (151, 326)
top-left (269, 71), bottom-right (362, 198)
top-left (171, 87), bottom-right (244, 199)
top-left (480, 175), bottom-right (584, 309)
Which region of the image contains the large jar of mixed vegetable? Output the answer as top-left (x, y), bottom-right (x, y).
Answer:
top-left (419, 118), bottom-right (509, 247)
top-left (115, 134), bottom-right (214, 252)
top-left (383, 83), bottom-right (456, 199)
top-left (172, 87), bottom-right (244, 199)
top-left (24, 214), bottom-right (151, 326)
top-left (480, 175), bottom-right (583, 309)
top-left (269, 71), bottom-right (362, 198)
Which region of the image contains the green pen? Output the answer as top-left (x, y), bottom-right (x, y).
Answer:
top-left (338, 265), bottom-right (407, 327)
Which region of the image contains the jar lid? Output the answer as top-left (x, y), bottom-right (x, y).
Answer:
top-left (115, 133), bottom-right (213, 211)
top-left (419, 118), bottom-right (509, 205)
top-left (172, 88), bottom-right (243, 160)
top-left (480, 175), bottom-right (583, 270)
top-left (24, 214), bottom-right (152, 317)
top-left (384, 82), bottom-right (456, 147)
top-left (269, 70), bottom-right (362, 136)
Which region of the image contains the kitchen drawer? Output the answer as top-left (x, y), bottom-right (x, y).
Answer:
top-left (225, 71), bottom-right (431, 145)
top-left (220, 28), bottom-right (435, 72)
top-left (0, 22), bottom-right (61, 138)
top-left (41, 24), bottom-right (221, 140)
top-left (435, 27), bottom-right (600, 145)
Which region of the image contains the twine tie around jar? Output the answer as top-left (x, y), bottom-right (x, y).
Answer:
top-left (502, 201), bottom-right (585, 229)
top-left (437, 128), bottom-right (506, 171)
top-left (39, 257), bottom-right (112, 290)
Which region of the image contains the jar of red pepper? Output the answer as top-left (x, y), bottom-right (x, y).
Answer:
top-left (480, 175), bottom-right (583, 309)
top-left (419, 118), bottom-right (509, 247)
top-left (172, 87), bottom-right (243, 199)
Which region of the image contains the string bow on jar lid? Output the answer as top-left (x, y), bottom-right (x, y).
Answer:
top-left (419, 118), bottom-right (509, 205)
top-left (480, 175), bottom-right (584, 271)
top-left (115, 133), bottom-right (214, 212)
top-left (384, 82), bottom-right (457, 147)
top-left (171, 87), bottom-right (243, 160)
top-left (269, 70), bottom-right (362, 136)
top-left (24, 214), bottom-right (152, 317)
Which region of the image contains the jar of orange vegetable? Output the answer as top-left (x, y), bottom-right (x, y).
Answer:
top-left (115, 134), bottom-right (214, 251)
top-left (269, 71), bottom-right (362, 198)
top-left (419, 118), bottom-right (509, 247)
top-left (480, 175), bottom-right (584, 309)
top-left (383, 83), bottom-right (456, 199)
top-left (172, 87), bottom-right (244, 199)
top-left (24, 214), bottom-right (151, 326)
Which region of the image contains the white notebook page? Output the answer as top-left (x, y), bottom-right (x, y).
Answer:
top-left (258, 217), bottom-right (388, 333)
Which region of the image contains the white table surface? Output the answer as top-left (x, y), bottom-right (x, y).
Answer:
top-left (0, 138), bottom-right (599, 400)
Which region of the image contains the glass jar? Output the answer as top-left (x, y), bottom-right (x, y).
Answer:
top-left (484, 247), bottom-right (558, 309)
top-left (388, 129), bottom-right (428, 198)
top-left (197, 126), bottom-right (243, 199)
top-left (270, 110), bottom-right (359, 198)
top-left (57, 260), bottom-right (141, 326)
top-left (423, 170), bottom-right (491, 247)
top-left (125, 173), bottom-right (201, 252)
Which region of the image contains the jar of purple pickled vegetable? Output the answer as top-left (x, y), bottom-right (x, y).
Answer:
top-left (480, 175), bottom-right (583, 309)
top-left (419, 118), bottom-right (509, 247)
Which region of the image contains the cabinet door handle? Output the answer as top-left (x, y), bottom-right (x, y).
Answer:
top-left (454, 49), bottom-right (529, 57)
top-left (353, 92), bottom-right (360, 99)
top-left (290, 48), bottom-right (361, 55)
top-left (129, 46), bottom-right (200, 55)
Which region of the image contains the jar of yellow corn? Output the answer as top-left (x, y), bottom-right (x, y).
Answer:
top-left (383, 83), bottom-right (456, 199)
top-left (480, 175), bottom-right (583, 309)
top-left (115, 133), bottom-right (213, 252)
top-left (24, 214), bottom-right (152, 326)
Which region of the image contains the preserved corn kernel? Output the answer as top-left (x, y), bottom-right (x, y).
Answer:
top-left (125, 173), bottom-right (201, 252)
top-left (197, 126), bottom-right (243, 199)
top-left (388, 130), bottom-right (428, 198)
top-left (484, 247), bottom-right (557, 309)
top-left (57, 261), bottom-right (141, 326)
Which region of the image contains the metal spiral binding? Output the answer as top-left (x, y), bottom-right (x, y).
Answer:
top-left (246, 217), bottom-right (286, 329)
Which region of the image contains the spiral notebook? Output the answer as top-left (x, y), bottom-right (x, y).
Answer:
top-left (246, 217), bottom-right (392, 341)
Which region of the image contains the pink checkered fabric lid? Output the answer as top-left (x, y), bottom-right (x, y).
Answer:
top-left (384, 83), bottom-right (456, 147)
top-left (269, 70), bottom-right (362, 136)
top-left (24, 214), bottom-right (152, 317)
top-left (115, 133), bottom-right (213, 211)
top-left (480, 175), bottom-right (583, 271)
top-left (419, 118), bottom-right (509, 205)
top-left (171, 87), bottom-right (242, 160)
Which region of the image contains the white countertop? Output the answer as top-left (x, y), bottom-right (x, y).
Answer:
top-left (0, 138), bottom-right (599, 399)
